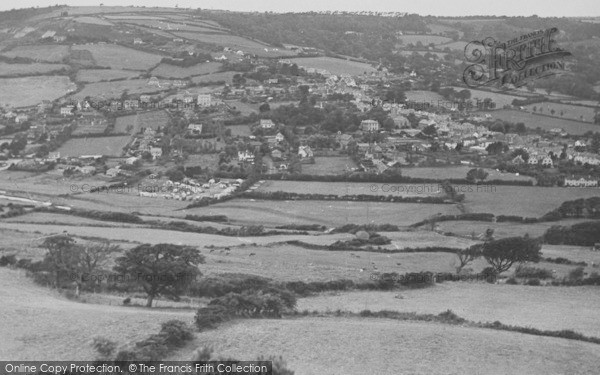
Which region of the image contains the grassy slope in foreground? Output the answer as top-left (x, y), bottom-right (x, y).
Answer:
top-left (174, 317), bottom-right (600, 375)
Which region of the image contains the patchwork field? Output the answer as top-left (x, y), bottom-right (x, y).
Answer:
top-left (404, 90), bottom-right (445, 103)
top-left (461, 185), bottom-right (600, 217)
top-left (72, 79), bottom-right (175, 100)
top-left (181, 199), bottom-right (461, 227)
top-left (191, 71), bottom-right (236, 85)
top-left (297, 283), bottom-right (600, 337)
top-left (523, 102), bottom-right (597, 123)
top-left (302, 156), bottom-right (358, 175)
top-left (0, 62), bottom-right (69, 76)
top-left (288, 57), bottom-right (377, 76)
top-left (57, 136), bottom-right (130, 157)
top-left (172, 32), bottom-right (279, 57)
top-left (113, 110), bottom-right (169, 134)
top-left (73, 16), bottom-right (115, 26)
top-left (150, 61), bottom-right (222, 79)
top-left (401, 166), bottom-right (535, 182)
top-left (397, 34), bottom-right (453, 45)
top-left (451, 87), bottom-right (527, 108)
top-left (176, 317), bottom-right (600, 374)
top-left (255, 180), bottom-right (445, 197)
top-left (484, 109), bottom-right (600, 135)
top-left (75, 68), bottom-right (141, 83)
top-left (436, 219), bottom-right (595, 239)
top-left (71, 44), bottom-right (163, 70)
top-left (2, 44), bottom-right (70, 62)
top-left (0, 76), bottom-right (76, 107)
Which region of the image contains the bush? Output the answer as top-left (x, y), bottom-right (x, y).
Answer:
top-left (505, 277), bottom-right (519, 285)
top-left (195, 305), bottom-right (231, 331)
top-left (525, 278), bottom-right (541, 286)
top-left (437, 309), bottom-right (466, 324)
top-left (160, 320), bottom-right (194, 348)
top-left (568, 267), bottom-right (585, 280)
top-left (0, 254), bottom-right (17, 266)
top-left (92, 337), bottom-right (117, 359)
top-left (514, 265), bottom-right (553, 279)
top-left (480, 267), bottom-right (498, 283)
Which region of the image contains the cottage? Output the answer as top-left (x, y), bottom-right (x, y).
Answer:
top-left (275, 132), bottom-right (285, 142)
top-left (271, 149), bottom-right (283, 160)
top-left (60, 106), bottom-right (74, 116)
top-left (125, 156), bottom-right (139, 165)
top-left (149, 147), bottom-right (163, 159)
top-left (238, 150), bottom-right (254, 163)
top-left (541, 156), bottom-right (554, 167)
top-left (148, 77), bottom-right (160, 86)
top-left (133, 38), bottom-right (143, 45)
top-left (298, 145), bottom-right (314, 158)
top-left (15, 114), bottom-right (29, 123)
top-left (188, 124), bottom-right (203, 135)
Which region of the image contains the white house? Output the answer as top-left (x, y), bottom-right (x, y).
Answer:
top-left (360, 119), bottom-right (379, 132)
top-left (260, 119), bottom-right (275, 129)
top-left (150, 147), bottom-right (163, 159)
top-left (564, 178), bottom-right (598, 187)
top-left (15, 114), bottom-right (29, 123)
top-left (238, 150), bottom-right (254, 163)
top-left (541, 156), bottom-right (554, 167)
top-left (60, 106), bottom-right (74, 116)
top-left (197, 94), bottom-right (212, 107)
top-left (298, 145), bottom-right (314, 158)
top-left (125, 156), bottom-right (139, 165)
top-left (275, 132), bottom-right (285, 142)
top-left (188, 124), bottom-right (203, 135)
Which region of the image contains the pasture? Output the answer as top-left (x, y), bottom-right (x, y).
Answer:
top-left (71, 44), bottom-right (163, 70)
top-left (255, 180), bottom-right (444, 197)
top-left (0, 268), bottom-right (193, 360)
top-left (71, 79), bottom-right (174, 100)
top-left (297, 283), bottom-right (600, 337)
top-left (113, 111), bottom-right (169, 134)
top-left (483, 109), bottom-right (600, 135)
top-left (2, 45), bottom-right (70, 62)
top-left (401, 166), bottom-right (535, 182)
top-left (73, 16), bottom-right (114, 26)
top-left (226, 124), bottom-right (252, 137)
top-left (436, 218), bottom-right (593, 239)
top-left (75, 69), bottom-right (141, 83)
top-left (404, 90), bottom-right (446, 103)
top-left (178, 317), bottom-right (600, 374)
top-left (172, 32), bottom-right (279, 57)
top-left (150, 61), bottom-right (222, 79)
top-left (57, 136), bottom-right (130, 157)
top-left (461, 185), bottom-right (600, 217)
top-left (288, 57), bottom-right (377, 76)
top-left (302, 156), bottom-right (358, 175)
top-left (522, 102), bottom-right (597, 123)
top-left (191, 71), bottom-right (236, 85)
top-left (0, 62), bottom-right (69, 76)
top-left (182, 199), bottom-right (461, 227)
top-left (450, 87), bottom-right (527, 108)
top-left (0, 76), bottom-right (75, 108)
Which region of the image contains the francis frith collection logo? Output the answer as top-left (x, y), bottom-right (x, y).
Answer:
top-left (463, 27), bottom-right (572, 88)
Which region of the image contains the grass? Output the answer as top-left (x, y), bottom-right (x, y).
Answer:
top-left (0, 268), bottom-right (194, 360)
top-left (150, 62), bottom-right (222, 79)
top-left (404, 90), bottom-right (446, 103)
top-left (2, 45), bottom-right (70, 62)
top-left (75, 69), bottom-right (141, 83)
top-left (0, 76), bottom-right (76, 108)
top-left (461, 185), bottom-right (600, 217)
top-left (191, 71), bottom-right (236, 85)
top-left (449, 87), bottom-right (527, 108)
top-left (401, 166), bottom-right (535, 182)
top-left (73, 16), bottom-right (115, 26)
top-left (398, 34), bottom-right (453, 45)
top-left (484, 109), bottom-right (600, 135)
top-left (0, 62), bottom-right (69, 76)
top-left (72, 79), bottom-right (174, 100)
top-left (172, 317), bottom-right (600, 374)
top-left (255, 180), bottom-right (444, 197)
top-left (522, 102), bottom-right (597, 123)
top-left (225, 124), bottom-right (252, 137)
top-left (437, 218), bottom-right (592, 239)
top-left (181, 199), bottom-right (461, 227)
top-left (296, 282), bottom-right (600, 337)
top-left (172, 32), bottom-right (280, 57)
top-left (57, 136), bottom-right (131, 157)
top-left (113, 110), bottom-right (169, 134)
top-left (301, 156), bottom-right (357, 175)
top-left (288, 57), bottom-right (377, 76)
top-left (71, 44), bottom-right (163, 70)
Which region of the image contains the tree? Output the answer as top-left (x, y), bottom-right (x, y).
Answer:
top-left (455, 244), bottom-right (482, 274)
top-left (481, 236), bottom-right (542, 274)
top-left (466, 168), bottom-right (489, 183)
top-left (486, 141), bottom-right (507, 155)
top-left (42, 234), bottom-right (77, 289)
top-left (511, 148), bottom-right (529, 162)
top-left (259, 103), bottom-right (270, 112)
top-left (114, 243), bottom-right (205, 307)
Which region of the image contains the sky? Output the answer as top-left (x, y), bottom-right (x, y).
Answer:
top-left (1, 0), bottom-right (599, 17)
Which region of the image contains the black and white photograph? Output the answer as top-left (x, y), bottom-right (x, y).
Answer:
top-left (0, 0), bottom-right (599, 374)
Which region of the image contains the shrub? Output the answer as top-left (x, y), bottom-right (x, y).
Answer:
top-left (480, 267), bottom-right (498, 283)
top-left (514, 265), bottom-right (553, 279)
top-left (525, 278), bottom-right (541, 286)
top-left (0, 254), bottom-right (17, 266)
top-left (160, 320), bottom-right (194, 348)
top-left (195, 305), bottom-right (231, 331)
top-left (92, 337), bottom-right (117, 359)
top-left (505, 277), bottom-right (519, 285)
top-left (568, 267), bottom-right (585, 280)
top-left (437, 309), bottom-right (466, 324)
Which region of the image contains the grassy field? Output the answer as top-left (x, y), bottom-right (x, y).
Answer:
top-left (522, 102), bottom-right (597, 123)
top-left (401, 166), bottom-right (535, 182)
top-left (2, 45), bottom-right (70, 62)
top-left (225, 124), bottom-right (252, 137)
top-left (72, 79), bottom-right (174, 100)
top-left (297, 282), bottom-right (600, 337)
top-left (73, 16), bottom-right (115, 26)
top-left (57, 136), bottom-right (130, 157)
top-left (175, 317), bottom-right (600, 374)
top-left (0, 76), bottom-right (76, 107)
top-left (288, 57), bottom-right (377, 76)
top-left (404, 90), bottom-right (446, 103)
top-left (113, 110), bottom-right (169, 134)
top-left (172, 32), bottom-right (279, 57)
top-left (0, 62), bottom-right (69, 76)
top-left (484, 109), bottom-right (600, 135)
top-left (301, 156), bottom-right (357, 175)
top-left (150, 61), bottom-right (222, 78)
top-left (71, 44), bottom-right (163, 70)
top-left (449, 87), bottom-right (527, 108)
top-left (0, 268), bottom-right (194, 360)
top-left (75, 69), bottom-right (141, 83)
top-left (398, 34), bottom-right (453, 45)
top-left (461, 185), bottom-right (600, 217)
top-left (191, 71), bottom-right (236, 85)
top-left (255, 180), bottom-right (444, 197)
top-left (181, 199), bottom-right (461, 227)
